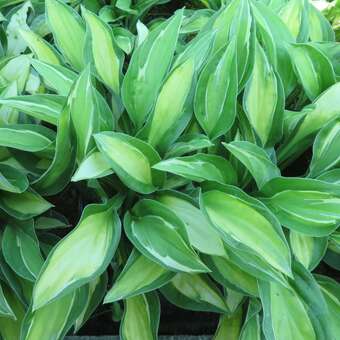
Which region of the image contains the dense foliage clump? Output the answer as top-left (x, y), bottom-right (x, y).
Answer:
top-left (0, 0), bottom-right (339, 339)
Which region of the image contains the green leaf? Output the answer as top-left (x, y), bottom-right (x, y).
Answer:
top-left (243, 39), bottom-right (284, 146)
top-left (145, 58), bottom-right (195, 152)
top-left (262, 186), bottom-right (340, 237)
top-left (19, 29), bottom-right (61, 65)
top-left (120, 292), bottom-right (160, 340)
top-left (124, 199), bottom-right (209, 273)
top-left (289, 231), bottom-right (327, 270)
top-left (308, 4), bottom-right (335, 42)
top-left (21, 290), bottom-right (76, 340)
top-left (153, 154), bottom-right (237, 185)
top-left (164, 133), bottom-right (213, 158)
top-left (194, 40), bottom-right (237, 140)
top-left (0, 284), bottom-right (14, 319)
top-left (2, 219), bottom-right (44, 281)
top-left (94, 132), bottom-right (164, 194)
top-left (32, 60), bottom-right (77, 96)
top-left (214, 307), bottom-right (242, 340)
top-left (46, 0), bottom-right (86, 70)
top-left (156, 191), bottom-right (225, 256)
top-left (200, 183), bottom-right (292, 276)
top-left (32, 98), bottom-right (76, 196)
top-left (72, 151), bottom-right (113, 182)
top-left (32, 200), bottom-right (121, 310)
top-left (316, 275), bottom-right (340, 338)
top-left (0, 286), bottom-right (25, 340)
top-left (288, 43), bottom-right (336, 101)
top-left (0, 190), bottom-right (52, 220)
top-left (0, 95), bottom-right (65, 126)
top-left (0, 164), bottom-right (28, 193)
top-left (0, 124), bottom-right (54, 152)
top-left (161, 273), bottom-right (229, 313)
top-left (202, 254), bottom-right (258, 296)
top-left (224, 141), bottom-right (280, 189)
top-left (82, 7), bottom-right (122, 94)
top-left (309, 117), bottom-right (340, 178)
top-left (122, 10), bottom-right (183, 128)
top-left (259, 278), bottom-right (316, 340)
top-left (278, 82), bottom-right (340, 165)
top-left (75, 273), bottom-right (108, 332)
top-left (6, 1), bottom-right (32, 56)
top-left (70, 66), bottom-right (114, 162)
top-left (239, 300), bottom-right (262, 340)
top-left (104, 249), bottom-right (174, 303)
top-left (279, 0), bottom-right (309, 42)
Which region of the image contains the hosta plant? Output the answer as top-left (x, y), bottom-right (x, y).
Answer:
top-left (0, 0), bottom-right (339, 339)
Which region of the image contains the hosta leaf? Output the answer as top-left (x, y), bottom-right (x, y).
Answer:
top-left (194, 40), bottom-right (237, 140)
top-left (0, 190), bottom-right (52, 220)
top-left (72, 151), bottom-right (113, 182)
top-left (308, 4), bottom-right (335, 42)
top-left (6, 1), bottom-right (31, 56)
top-left (0, 55), bottom-right (31, 93)
top-left (229, 0), bottom-right (253, 88)
top-left (2, 219), bottom-right (44, 281)
top-left (75, 273), bottom-right (108, 332)
top-left (309, 118), bottom-right (340, 178)
top-left (122, 10), bottom-right (183, 128)
top-left (278, 82), bottom-right (340, 165)
top-left (316, 275), bottom-right (340, 338)
top-left (82, 8), bottom-right (122, 94)
top-left (262, 187), bottom-right (340, 237)
top-left (165, 133), bottom-right (213, 158)
top-left (153, 154), bottom-right (237, 185)
top-left (279, 0), bottom-right (309, 42)
top-left (172, 29), bottom-right (214, 71)
top-left (32, 60), bottom-right (77, 96)
top-left (289, 231), bottom-right (327, 270)
top-left (289, 262), bottom-right (334, 340)
top-left (70, 66), bottom-right (114, 162)
top-left (120, 292), bottom-right (160, 340)
top-left (124, 199), bottom-right (209, 273)
top-left (288, 43), bottom-right (336, 101)
top-left (0, 94), bottom-right (66, 126)
top-left (0, 164), bottom-right (28, 193)
top-left (95, 132), bottom-right (163, 194)
top-left (251, 1), bottom-right (296, 96)
top-left (243, 39), bottom-right (284, 146)
top-left (0, 124), bottom-right (54, 152)
top-left (261, 176), bottom-right (340, 197)
top-left (105, 249), bottom-right (174, 303)
top-left (202, 254), bottom-right (258, 296)
top-left (214, 307), bottom-right (242, 340)
top-left (200, 183), bottom-right (292, 276)
top-left (225, 245), bottom-right (288, 287)
top-left (31, 96), bottom-right (76, 195)
top-left (145, 58), bottom-right (195, 152)
top-left (259, 279), bottom-right (316, 340)
top-left (161, 273), bottom-right (229, 313)
top-left (0, 286), bottom-right (25, 340)
top-left (32, 200), bottom-right (121, 310)
top-left (0, 284), bottom-right (14, 319)
top-left (21, 290), bottom-right (76, 340)
top-left (112, 27), bottom-right (135, 55)
top-left (19, 29), bottom-right (61, 65)
top-left (239, 300), bottom-right (262, 340)
top-left (156, 191), bottom-right (226, 256)
top-left (223, 141), bottom-right (280, 189)
top-left (329, 231), bottom-right (340, 254)
top-left (46, 0), bottom-right (86, 70)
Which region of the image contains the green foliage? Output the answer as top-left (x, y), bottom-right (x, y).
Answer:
top-left (0, 0), bottom-right (339, 339)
